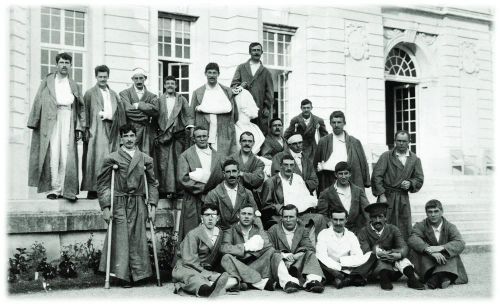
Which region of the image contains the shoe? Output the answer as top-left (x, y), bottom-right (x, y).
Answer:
top-left (120, 280), bottom-right (133, 288)
top-left (440, 276), bottom-right (451, 289)
top-left (380, 280), bottom-right (393, 290)
top-left (64, 196), bottom-right (78, 202)
top-left (407, 278), bottom-right (425, 290)
top-left (46, 194), bottom-right (58, 200)
top-left (198, 272), bottom-right (229, 297)
top-left (350, 276), bottom-right (367, 287)
top-left (87, 191), bottom-right (98, 199)
top-left (304, 280), bottom-right (324, 293)
top-left (227, 282), bottom-right (248, 293)
top-left (379, 270), bottom-right (393, 291)
top-left (264, 279), bottom-right (276, 291)
top-left (333, 277), bottom-right (344, 289)
top-left (283, 281), bottom-right (301, 293)
top-left (426, 274), bottom-right (440, 290)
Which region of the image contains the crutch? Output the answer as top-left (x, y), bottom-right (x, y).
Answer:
top-left (104, 164), bottom-right (118, 289)
top-left (144, 169), bottom-right (162, 287)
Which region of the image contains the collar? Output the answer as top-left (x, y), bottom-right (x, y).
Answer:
top-left (395, 149), bottom-right (410, 157)
top-left (195, 145), bottom-right (212, 155)
top-left (279, 172), bottom-right (293, 184)
top-left (205, 83), bottom-right (220, 90)
top-left (55, 73), bottom-right (68, 81)
top-left (204, 226), bottom-right (220, 238)
top-left (134, 86), bottom-right (144, 93)
top-left (333, 131), bottom-right (346, 142)
top-left (121, 146), bottom-right (136, 156)
top-left (290, 151), bottom-right (302, 159)
top-left (334, 181), bottom-right (350, 193)
top-left (431, 220), bottom-right (443, 232)
top-left (370, 223), bottom-right (384, 236)
top-left (224, 182), bottom-right (238, 192)
top-left (281, 223), bottom-right (297, 235)
top-left (332, 227), bottom-right (345, 238)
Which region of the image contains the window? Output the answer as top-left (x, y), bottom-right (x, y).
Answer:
top-left (40, 7), bottom-right (86, 87)
top-left (393, 85), bottom-right (417, 153)
top-left (158, 12), bottom-right (198, 98)
top-left (263, 31), bottom-right (292, 68)
top-left (385, 47), bottom-right (416, 78)
top-left (263, 24), bottom-right (296, 123)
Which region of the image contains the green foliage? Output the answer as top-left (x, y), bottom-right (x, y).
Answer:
top-left (60, 233), bottom-right (101, 273)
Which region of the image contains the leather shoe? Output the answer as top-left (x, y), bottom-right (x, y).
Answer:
top-left (264, 279), bottom-right (276, 291)
top-left (440, 276), bottom-right (451, 289)
top-left (304, 280), bottom-right (324, 293)
top-left (46, 194), bottom-right (58, 200)
top-left (407, 278), bottom-right (425, 290)
top-left (426, 274), bottom-right (440, 290)
top-left (283, 281), bottom-right (301, 293)
top-left (333, 277), bottom-right (344, 289)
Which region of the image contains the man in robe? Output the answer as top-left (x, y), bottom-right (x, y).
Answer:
top-left (27, 52), bottom-right (85, 201)
top-left (267, 204), bottom-right (325, 293)
top-left (229, 132), bottom-right (265, 202)
top-left (120, 68), bottom-right (158, 156)
top-left (173, 203), bottom-right (238, 297)
top-left (204, 158), bottom-right (263, 230)
top-left (231, 42), bottom-right (274, 135)
top-left (81, 65), bottom-right (126, 199)
top-left (271, 134), bottom-right (318, 194)
top-left (408, 199), bottom-right (468, 289)
top-left (191, 62), bottom-right (238, 156)
top-left (261, 154), bottom-right (327, 238)
top-left (371, 130), bottom-right (424, 241)
top-left (220, 203), bottom-right (304, 293)
top-left (177, 126), bottom-right (224, 240)
top-left (317, 161), bottom-right (370, 235)
top-left (260, 117), bottom-right (288, 160)
top-left (316, 208), bottom-right (371, 289)
top-left (284, 99), bottom-right (328, 161)
top-left (314, 111), bottom-right (370, 194)
top-left (97, 123), bottom-right (159, 287)
top-left (357, 202), bottom-right (424, 291)
top-left (152, 75), bottom-right (194, 199)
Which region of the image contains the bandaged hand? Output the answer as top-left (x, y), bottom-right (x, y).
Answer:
top-left (231, 86), bottom-right (243, 95)
top-left (244, 235), bottom-right (264, 252)
top-left (317, 161), bottom-right (325, 172)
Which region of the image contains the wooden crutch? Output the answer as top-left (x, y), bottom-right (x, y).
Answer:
top-left (104, 164), bottom-right (118, 289)
top-left (144, 169), bottom-right (161, 287)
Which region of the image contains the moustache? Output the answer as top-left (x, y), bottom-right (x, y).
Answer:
top-left (243, 145), bottom-right (251, 148)
top-left (228, 176), bottom-right (237, 180)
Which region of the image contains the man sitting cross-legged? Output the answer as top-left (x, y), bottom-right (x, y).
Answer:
top-left (220, 203), bottom-right (304, 293)
top-left (315, 208), bottom-right (372, 289)
top-left (267, 204), bottom-right (325, 293)
top-left (408, 199), bottom-right (468, 289)
top-left (173, 203), bottom-right (238, 297)
top-left (357, 202), bottom-right (425, 291)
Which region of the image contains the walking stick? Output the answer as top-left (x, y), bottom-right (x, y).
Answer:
top-left (104, 164), bottom-right (118, 289)
top-left (144, 170), bottom-right (162, 287)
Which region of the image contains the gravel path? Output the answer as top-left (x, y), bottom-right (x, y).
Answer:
top-left (11, 252), bottom-right (492, 300)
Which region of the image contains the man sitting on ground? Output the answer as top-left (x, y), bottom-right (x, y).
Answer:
top-left (408, 199), bottom-right (468, 289)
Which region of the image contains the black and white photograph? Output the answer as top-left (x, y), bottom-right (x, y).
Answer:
top-left (3, 0), bottom-right (496, 303)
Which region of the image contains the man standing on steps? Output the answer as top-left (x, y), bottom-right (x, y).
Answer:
top-left (260, 117), bottom-right (288, 160)
top-left (97, 123), bottom-right (159, 288)
top-left (81, 65), bottom-right (126, 199)
top-left (371, 130), bottom-right (424, 241)
top-left (27, 52), bottom-right (85, 202)
top-left (120, 68), bottom-right (159, 156)
top-left (313, 110), bottom-right (370, 194)
top-left (231, 42), bottom-right (274, 135)
top-left (284, 99), bottom-right (328, 161)
top-left (408, 199), bottom-right (468, 289)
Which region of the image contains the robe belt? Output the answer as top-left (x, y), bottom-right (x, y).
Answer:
top-left (57, 105), bottom-right (72, 110)
top-left (383, 186), bottom-right (408, 195)
top-left (113, 190), bottom-right (144, 197)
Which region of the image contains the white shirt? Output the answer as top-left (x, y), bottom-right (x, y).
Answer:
top-left (290, 150), bottom-right (303, 172)
top-left (100, 87), bottom-right (113, 120)
top-left (135, 86), bottom-right (144, 100)
top-left (395, 149), bottom-right (410, 166)
top-left (281, 224), bottom-right (297, 248)
top-left (316, 227), bottom-right (365, 272)
top-left (224, 182), bottom-right (238, 208)
top-left (195, 146), bottom-right (212, 172)
top-left (122, 146), bottom-right (136, 158)
top-left (432, 220), bottom-right (443, 242)
top-left (370, 224), bottom-right (384, 237)
top-left (303, 116), bottom-right (311, 126)
top-left (240, 225), bottom-right (252, 242)
top-left (203, 83), bottom-right (228, 147)
top-left (322, 132), bottom-right (347, 171)
top-left (165, 96), bottom-right (176, 119)
top-left (250, 61), bottom-right (261, 76)
top-left (334, 182), bottom-right (352, 213)
top-left (54, 75), bottom-right (74, 106)
top-left (204, 227), bottom-right (220, 245)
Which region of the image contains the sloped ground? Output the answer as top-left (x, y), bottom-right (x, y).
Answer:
top-left (10, 251), bottom-right (492, 299)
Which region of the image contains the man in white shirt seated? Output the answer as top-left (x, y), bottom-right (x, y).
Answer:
top-left (267, 204), bottom-right (325, 293)
top-left (316, 208), bottom-right (371, 289)
top-left (204, 158), bottom-right (263, 230)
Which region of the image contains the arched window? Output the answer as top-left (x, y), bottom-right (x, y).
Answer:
top-left (385, 47), bottom-right (417, 78)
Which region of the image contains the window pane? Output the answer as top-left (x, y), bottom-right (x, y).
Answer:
top-left (181, 65), bottom-right (188, 77)
top-left (41, 29), bottom-right (50, 43)
top-left (278, 42), bottom-right (283, 54)
top-left (158, 44), bottom-right (162, 56)
top-left (175, 19), bottom-right (182, 31)
top-left (41, 66), bottom-right (48, 78)
top-left (184, 21), bottom-right (190, 33)
top-left (172, 65), bottom-right (179, 76)
top-left (181, 80), bottom-right (188, 92)
top-left (184, 46), bottom-right (190, 59)
top-left (278, 55), bottom-right (283, 66)
top-left (65, 17), bottom-right (74, 31)
top-left (52, 30), bottom-right (60, 44)
top-left (41, 49), bottom-right (48, 64)
top-left (65, 32), bottom-right (74, 45)
top-left (75, 34), bottom-right (84, 47)
top-left (75, 11), bottom-right (84, 19)
top-left (51, 8), bottom-right (60, 15)
top-left (165, 44), bottom-right (171, 57)
top-left (285, 35), bottom-right (291, 43)
top-left (65, 10), bottom-right (75, 18)
top-left (74, 69), bottom-right (82, 82)
top-left (41, 7), bottom-right (50, 14)
top-left (75, 19), bottom-right (84, 33)
top-left (41, 14), bottom-right (50, 28)
top-left (74, 53), bottom-right (83, 67)
top-left (175, 36), bottom-right (182, 45)
top-left (175, 45), bottom-right (182, 58)
top-left (52, 16), bottom-right (60, 27)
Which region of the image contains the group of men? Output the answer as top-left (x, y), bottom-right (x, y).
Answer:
top-left (26, 42), bottom-right (468, 296)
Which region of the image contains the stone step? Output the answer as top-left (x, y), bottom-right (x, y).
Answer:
top-left (460, 230), bottom-right (492, 244)
top-left (412, 211), bottom-right (492, 222)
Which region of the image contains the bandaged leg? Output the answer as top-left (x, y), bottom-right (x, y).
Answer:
top-left (394, 258), bottom-right (413, 273)
top-left (207, 114), bottom-right (218, 151)
top-left (277, 261), bottom-right (300, 288)
top-left (251, 278), bottom-right (269, 290)
top-left (48, 109), bottom-right (71, 195)
top-left (303, 274), bottom-right (323, 287)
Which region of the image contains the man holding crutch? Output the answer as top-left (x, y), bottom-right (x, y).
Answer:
top-left (97, 123), bottom-right (159, 288)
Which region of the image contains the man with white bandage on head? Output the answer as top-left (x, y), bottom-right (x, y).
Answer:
top-left (119, 68), bottom-right (158, 156)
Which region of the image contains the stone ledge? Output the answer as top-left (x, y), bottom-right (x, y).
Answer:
top-left (8, 209), bottom-right (175, 234)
